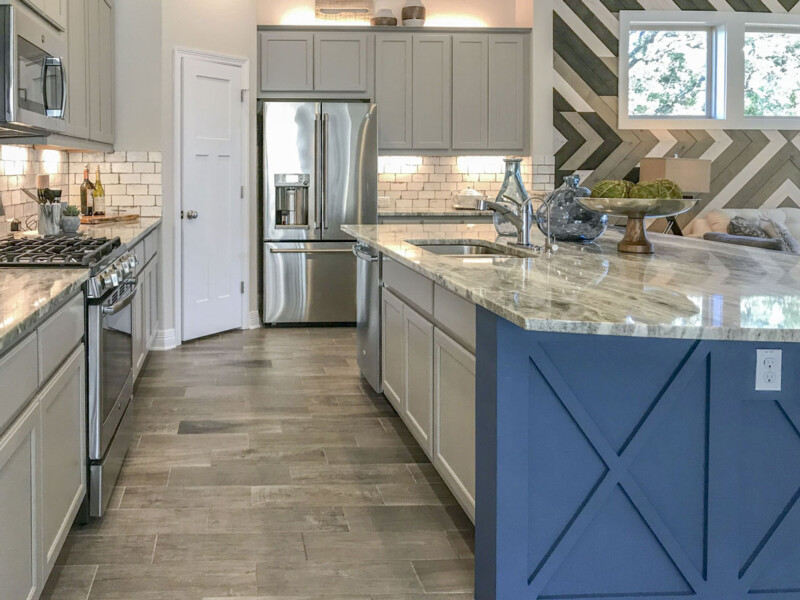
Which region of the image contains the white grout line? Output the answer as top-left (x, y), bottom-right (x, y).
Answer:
top-left (150, 534), bottom-right (158, 564)
top-left (84, 564), bottom-right (99, 600)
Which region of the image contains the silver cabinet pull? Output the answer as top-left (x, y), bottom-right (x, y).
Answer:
top-left (186, 210), bottom-right (199, 220)
top-left (352, 245), bottom-right (378, 262)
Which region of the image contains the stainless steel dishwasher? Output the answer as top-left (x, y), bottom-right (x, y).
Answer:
top-left (353, 243), bottom-right (382, 393)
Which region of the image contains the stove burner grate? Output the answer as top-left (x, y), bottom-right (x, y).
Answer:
top-left (0, 235), bottom-right (122, 268)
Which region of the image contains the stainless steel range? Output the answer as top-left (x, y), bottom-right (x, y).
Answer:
top-left (0, 234), bottom-right (138, 517)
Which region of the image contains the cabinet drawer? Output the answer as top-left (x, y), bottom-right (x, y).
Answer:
top-left (144, 229), bottom-right (159, 264)
top-left (434, 285), bottom-right (476, 353)
top-left (38, 294), bottom-right (84, 384)
top-left (0, 334), bottom-right (39, 433)
top-left (383, 258), bottom-right (433, 316)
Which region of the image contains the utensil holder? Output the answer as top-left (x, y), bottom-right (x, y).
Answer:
top-left (38, 203), bottom-right (62, 235)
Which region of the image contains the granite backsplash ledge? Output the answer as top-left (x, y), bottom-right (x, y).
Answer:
top-left (378, 155), bottom-right (556, 215)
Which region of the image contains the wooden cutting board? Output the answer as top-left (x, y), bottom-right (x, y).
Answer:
top-left (80, 214), bottom-right (139, 225)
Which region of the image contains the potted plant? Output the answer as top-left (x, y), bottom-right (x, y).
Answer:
top-left (61, 205), bottom-right (81, 234)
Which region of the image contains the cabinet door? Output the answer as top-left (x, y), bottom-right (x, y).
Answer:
top-left (452, 34), bottom-right (488, 151)
top-left (376, 35), bottom-right (413, 151)
top-left (488, 35), bottom-right (526, 151)
top-left (65, 0), bottom-right (90, 139)
top-left (0, 401), bottom-right (41, 600)
top-left (314, 33), bottom-right (368, 92)
top-left (412, 34), bottom-right (452, 151)
top-left (45, 0), bottom-right (67, 30)
top-left (133, 270), bottom-right (147, 379)
top-left (433, 328), bottom-right (475, 520)
top-left (146, 258), bottom-right (159, 348)
top-left (404, 304), bottom-right (434, 456)
top-left (40, 346), bottom-right (85, 579)
top-left (381, 289), bottom-right (405, 413)
top-left (88, 0), bottom-right (114, 143)
top-left (259, 32), bottom-right (314, 93)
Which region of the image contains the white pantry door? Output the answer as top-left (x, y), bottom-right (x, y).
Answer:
top-left (181, 56), bottom-right (244, 341)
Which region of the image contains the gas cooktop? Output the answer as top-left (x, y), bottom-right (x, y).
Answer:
top-left (0, 235), bottom-right (122, 267)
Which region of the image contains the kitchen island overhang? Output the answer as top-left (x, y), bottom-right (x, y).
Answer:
top-left (342, 223), bottom-right (800, 600)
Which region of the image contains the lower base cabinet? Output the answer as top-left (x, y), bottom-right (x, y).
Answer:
top-left (0, 401), bottom-right (41, 600)
top-left (41, 346), bottom-right (86, 577)
top-left (381, 283), bottom-right (476, 520)
top-left (433, 329), bottom-right (476, 520)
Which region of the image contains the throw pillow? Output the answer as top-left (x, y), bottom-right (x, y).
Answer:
top-left (728, 216), bottom-right (770, 238)
top-left (762, 219), bottom-right (800, 255)
top-left (706, 210), bottom-right (731, 233)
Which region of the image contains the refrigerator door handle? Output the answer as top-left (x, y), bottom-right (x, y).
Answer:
top-left (321, 112), bottom-right (329, 231)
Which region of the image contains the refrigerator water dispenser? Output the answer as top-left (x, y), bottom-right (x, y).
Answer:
top-left (275, 174), bottom-right (310, 227)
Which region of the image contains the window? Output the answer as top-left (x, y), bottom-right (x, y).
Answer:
top-left (745, 30), bottom-right (800, 118)
top-left (619, 12), bottom-right (800, 130)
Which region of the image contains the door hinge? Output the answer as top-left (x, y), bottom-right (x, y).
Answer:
top-left (240, 281), bottom-right (245, 294)
top-left (241, 186), bottom-right (245, 199)
top-left (241, 89), bottom-right (247, 103)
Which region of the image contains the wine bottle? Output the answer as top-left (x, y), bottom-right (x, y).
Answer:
top-left (93, 167), bottom-right (106, 216)
top-left (80, 165), bottom-right (95, 216)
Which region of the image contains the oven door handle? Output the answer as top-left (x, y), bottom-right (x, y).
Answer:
top-left (102, 288), bottom-right (137, 315)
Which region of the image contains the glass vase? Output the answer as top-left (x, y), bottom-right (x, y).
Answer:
top-left (493, 158), bottom-right (529, 237)
top-left (536, 175), bottom-right (608, 242)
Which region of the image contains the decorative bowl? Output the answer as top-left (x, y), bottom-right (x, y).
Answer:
top-left (577, 197), bottom-right (698, 254)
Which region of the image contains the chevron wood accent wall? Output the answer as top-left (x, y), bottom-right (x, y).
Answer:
top-left (553, 0), bottom-right (800, 222)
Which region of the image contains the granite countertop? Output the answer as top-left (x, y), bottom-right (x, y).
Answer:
top-left (0, 217), bottom-right (161, 354)
top-left (342, 223), bottom-right (800, 342)
top-left (0, 269), bottom-right (89, 355)
top-left (63, 217), bottom-right (161, 248)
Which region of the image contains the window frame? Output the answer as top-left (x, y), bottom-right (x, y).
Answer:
top-left (619, 11), bottom-right (800, 130)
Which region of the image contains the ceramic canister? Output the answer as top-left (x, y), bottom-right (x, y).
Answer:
top-left (401, 0), bottom-right (425, 26)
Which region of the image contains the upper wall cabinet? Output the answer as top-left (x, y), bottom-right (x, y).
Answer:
top-left (257, 26), bottom-right (531, 154)
top-left (259, 31), bottom-right (372, 97)
top-left (376, 34), bottom-right (413, 150)
top-left (488, 35), bottom-right (527, 151)
top-left (87, 0), bottom-right (115, 144)
top-left (65, 0), bottom-right (90, 140)
top-left (22, 0), bottom-right (66, 30)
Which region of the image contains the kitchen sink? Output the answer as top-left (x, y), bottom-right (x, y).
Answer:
top-left (411, 242), bottom-right (511, 256)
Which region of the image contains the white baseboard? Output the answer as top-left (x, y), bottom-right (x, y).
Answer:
top-left (248, 310), bottom-right (262, 329)
top-left (151, 328), bottom-right (179, 351)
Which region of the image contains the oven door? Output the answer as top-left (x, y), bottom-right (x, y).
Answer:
top-left (0, 5), bottom-right (67, 134)
top-left (88, 283), bottom-right (136, 461)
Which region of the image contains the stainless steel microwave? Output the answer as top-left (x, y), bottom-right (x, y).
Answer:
top-left (0, 4), bottom-right (67, 137)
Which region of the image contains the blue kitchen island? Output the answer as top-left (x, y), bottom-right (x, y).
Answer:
top-left (343, 223), bottom-right (800, 600)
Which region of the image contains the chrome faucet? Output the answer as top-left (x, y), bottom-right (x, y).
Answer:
top-left (479, 194), bottom-right (538, 249)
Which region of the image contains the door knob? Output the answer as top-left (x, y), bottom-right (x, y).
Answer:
top-left (186, 210), bottom-right (199, 220)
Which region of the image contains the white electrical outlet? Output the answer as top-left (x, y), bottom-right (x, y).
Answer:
top-left (756, 349), bottom-right (782, 392)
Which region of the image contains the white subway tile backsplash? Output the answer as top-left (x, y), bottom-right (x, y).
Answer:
top-left (377, 155), bottom-right (555, 214)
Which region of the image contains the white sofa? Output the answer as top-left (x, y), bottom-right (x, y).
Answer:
top-left (684, 208), bottom-right (800, 241)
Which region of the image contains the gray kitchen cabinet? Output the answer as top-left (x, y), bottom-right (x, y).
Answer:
top-left (375, 34), bottom-right (413, 150)
top-left (433, 328), bottom-right (476, 521)
top-left (133, 228), bottom-right (160, 380)
top-left (40, 346), bottom-right (86, 579)
top-left (88, 0), bottom-right (115, 144)
top-left (452, 34), bottom-right (489, 151)
top-left (146, 256), bottom-right (159, 348)
top-left (65, 0), bottom-right (90, 139)
top-left (412, 34), bottom-right (451, 151)
top-left (381, 288), bottom-right (405, 413)
top-left (259, 31), bottom-right (314, 93)
top-left (488, 34), bottom-right (526, 151)
top-left (315, 33), bottom-right (368, 92)
top-left (404, 302), bottom-right (434, 456)
top-left (133, 272), bottom-right (146, 378)
top-left (0, 400), bottom-right (42, 600)
top-left (21, 0), bottom-right (66, 30)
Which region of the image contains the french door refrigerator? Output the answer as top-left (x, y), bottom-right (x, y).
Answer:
top-left (260, 101), bottom-right (378, 324)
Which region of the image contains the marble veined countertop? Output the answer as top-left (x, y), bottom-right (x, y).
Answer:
top-left (0, 268), bottom-right (88, 355)
top-left (0, 218), bottom-right (161, 354)
top-left (343, 223), bottom-right (800, 342)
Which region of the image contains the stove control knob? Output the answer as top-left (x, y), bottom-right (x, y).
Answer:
top-left (128, 255), bottom-right (137, 269)
top-left (93, 275), bottom-right (105, 292)
top-left (103, 273), bottom-right (114, 288)
top-left (120, 261), bottom-right (131, 276)
top-left (110, 270), bottom-right (120, 287)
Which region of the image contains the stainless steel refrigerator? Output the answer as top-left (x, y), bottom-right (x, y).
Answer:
top-left (259, 101), bottom-right (378, 324)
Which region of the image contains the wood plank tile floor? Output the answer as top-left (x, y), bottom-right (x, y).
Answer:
top-left (43, 327), bottom-right (475, 600)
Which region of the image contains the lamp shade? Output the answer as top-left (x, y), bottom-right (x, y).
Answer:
top-left (640, 157), bottom-right (711, 194)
